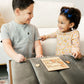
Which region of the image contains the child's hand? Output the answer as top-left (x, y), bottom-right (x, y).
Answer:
top-left (40, 35), bottom-right (47, 41)
top-left (36, 55), bottom-right (43, 58)
top-left (72, 51), bottom-right (82, 59)
top-left (14, 54), bottom-right (26, 62)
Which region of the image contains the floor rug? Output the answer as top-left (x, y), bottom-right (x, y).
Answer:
top-left (0, 77), bottom-right (8, 84)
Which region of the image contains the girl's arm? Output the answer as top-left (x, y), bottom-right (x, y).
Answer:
top-left (35, 40), bottom-right (43, 58)
top-left (71, 30), bottom-right (82, 59)
top-left (46, 32), bottom-right (57, 38)
top-left (41, 32), bottom-right (57, 41)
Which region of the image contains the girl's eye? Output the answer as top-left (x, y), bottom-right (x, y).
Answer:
top-left (61, 22), bottom-right (64, 24)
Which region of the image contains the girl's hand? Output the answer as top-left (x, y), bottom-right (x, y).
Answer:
top-left (14, 54), bottom-right (26, 62)
top-left (36, 55), bottom-right (43, 58)
top-left (40, 35), bottom-right (47, 41)
top-left (72, 51), bottom-right (82, 59)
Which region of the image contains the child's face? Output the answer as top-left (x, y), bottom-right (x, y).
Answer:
top-left (15, 4), bottom-right (34, 24)
top-left (58, 15), bottom-right (73, 32)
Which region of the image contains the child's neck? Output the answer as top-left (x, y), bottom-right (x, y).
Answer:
top-left (62, 29), bottom-right (72, 33)
top-left (14, 18), bottom-right (24, 25)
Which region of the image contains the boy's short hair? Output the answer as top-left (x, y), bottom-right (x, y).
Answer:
top-left (12, 0), bottom-right (34, 10)
top-left (60, 6), bottom-right (81, 29)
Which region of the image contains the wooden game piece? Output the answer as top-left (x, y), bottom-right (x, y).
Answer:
top-left (65, 61), bottom-right (70, 64)
top-left (36, 64), bottom-right (40, 67)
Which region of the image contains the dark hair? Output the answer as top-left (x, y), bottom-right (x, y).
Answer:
top-left (60, 6), bottom-right (81, 29)
top-left (12, 0), bottom-right (34, 10)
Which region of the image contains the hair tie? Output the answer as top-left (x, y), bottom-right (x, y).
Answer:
top-left (68, 14), bottom-right (72, 18)
top-left (62, 9), bottom-right (69, 13)
top-left (62, 9), bottom-right (66, 12)
top-left (61, 9), bottom-right (72, 18)
top-left (64, 9), bottom-right (69, 13)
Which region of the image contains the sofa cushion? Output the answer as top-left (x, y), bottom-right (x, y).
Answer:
top-left (41, 38), bottom-right (56, 56)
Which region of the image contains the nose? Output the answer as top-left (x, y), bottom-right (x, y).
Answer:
top-left (58, 23), bottom-right (61, 28)
top-left (57, 23), bottom-right (60, 27)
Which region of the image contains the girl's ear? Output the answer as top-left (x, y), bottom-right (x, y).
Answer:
top-left (14, 8), bottom-right (20, 16)
top-left (69, 22), bottom-right (75, 28)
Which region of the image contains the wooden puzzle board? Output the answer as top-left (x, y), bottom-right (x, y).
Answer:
top-left (41, 57), bottom-right (69, 71)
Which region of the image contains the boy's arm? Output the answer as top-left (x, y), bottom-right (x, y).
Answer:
top-left (2, 39), bottom-right (26, 62)
top-left (35, 40), bottom-right (43, 58)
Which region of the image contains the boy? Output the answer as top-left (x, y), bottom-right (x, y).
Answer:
top-left (1, 0), bottom-right (43, 83)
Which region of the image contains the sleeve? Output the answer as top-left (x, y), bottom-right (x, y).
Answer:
top-left (71, 30), bottom-right (80, 52)
top-left (1, 24), bottom-right (10, 41)
top-left (34, 26), bottom-right (40, 41)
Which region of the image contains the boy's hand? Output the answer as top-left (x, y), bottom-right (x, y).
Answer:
top-left (36, 55), bottom-right (43, 58)
top-left (40, 35), bottom-right (47, 41)
top-left (72, 51), bottom-right (82, 59)
top-left (14, 54), bottom-right (26, 62)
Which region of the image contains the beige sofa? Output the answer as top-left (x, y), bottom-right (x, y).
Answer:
top-left (0, 25), bottom-right (84, 65)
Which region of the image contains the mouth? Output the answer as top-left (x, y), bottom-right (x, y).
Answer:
top-left (59, 28), bottom-right (64, 30)
top-left (27, 19), bottom-right (31, 21)
top-left (26, 19), bottom-right (31, 23)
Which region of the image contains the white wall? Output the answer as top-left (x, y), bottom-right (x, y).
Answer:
top-left (0, 0), bottom-right (14, 23)
top-left (37, 0), bottom-right (84, 16)
top-left (31, 1), bottom-right (74, 28)
top-left (74, 0), bottom-right (84, 16)
top-left (0, 0), bottom-right (83, 28)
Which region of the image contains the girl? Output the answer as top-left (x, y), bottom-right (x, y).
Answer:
top-left (41, 6), bottom-right (82, 59)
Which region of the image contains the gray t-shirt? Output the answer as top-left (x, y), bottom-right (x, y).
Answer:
top-left (1, 21), bottom-right (40, 58)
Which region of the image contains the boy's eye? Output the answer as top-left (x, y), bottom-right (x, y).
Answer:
top-left (28, 13), bottom-right (31, 15)
top-left (27, 12), bottom-right (32, 15)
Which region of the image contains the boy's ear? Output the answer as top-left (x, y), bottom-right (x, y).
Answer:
top-left (15, 8), bottom-right (20, 16)
top-left (69, 22), bottom-right (75, 28)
